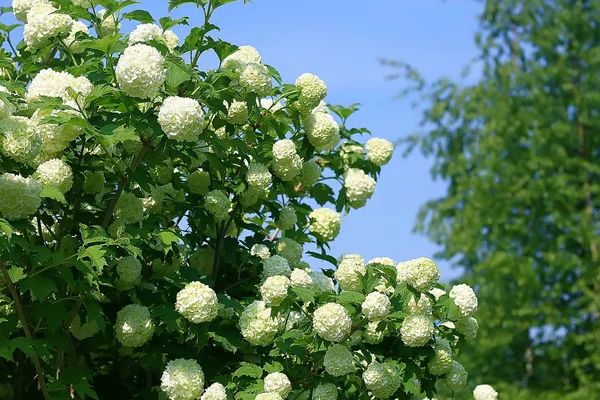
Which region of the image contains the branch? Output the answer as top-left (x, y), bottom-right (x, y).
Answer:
top-left (0, 262), bottom-right (51, 400)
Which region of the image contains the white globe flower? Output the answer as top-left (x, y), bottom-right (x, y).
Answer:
top-left (295, 73), bottom-right (328, 112)
top-left (275, 238), bottom-right (302, 267)
top-left (128, 23), bottom-right (162, 45)
top-left (429, 288), bottom-right (446, 300)
top-left (13, 0), bottom-right (49, 22)
top-left (313, 303), bottom-right (352, 342)
top-left (362, 362), bottom-right (401, 399)
top-left (312, 382), bottom-right (337, 400)
top-left (272, 139), bottom-right (302, 181)
top-left (334, 254), bottom-right (366, 292)
top-left (246, 162), bottom-right (272, 190)
top-left (116, 44), bottom-right (166, 99)
top-left (260, 275), bottom-right (290, 306)
top-left (26, 69), bottom-right (92, 108)
top-left (301, 159), bottom-right (322, 187)
top-left (175, 282), bottom-right (218, 323)
top-left (201, 383), bottom-right (227, 400)
top-left (473, 384), bottom-right (498, 400)
top-left (114, 304), bottom-right (154, 347)
top-left (365, 138), bottom-right (394, 166)
top-left (239, 62), bottom-right (272, 96)
top-left (343, 168), bottom-right (376, 209)
top-left (251, 244), bottom-right (271, 260)
top-left (160, 358), bottom-right (205, 400)
top-left (23, 3), bottom-right (72, 49)
top-left (239, 300), bottom-right (279, 346)
top-left (0, 86), bottom-right (15, 120)
top-left (163, 29), bottom-right (179, 51)
top-left (361, 292), bottom-right (392, 321)
top-left (311, 270), bottom-right (335, 292)
top-left (204, 190), bottom-right (231, 222)
top-left (308, 208), bottom-right (341, 242)
top-left (225, 99), bottom-right (249, 124)
top-left (407, 294), bottom-right (432, 315)
top-left (0, 116), bottom-right (41, 166)
top-left (400, 257), bottom-right (440, 292)
top-left (449, 284), bottom-right (478, 317)
top-left (276, 206), bottom-right (297, 231)
top-left (444, 361), bottom-right (468, 391)
top-left (256, 394), bottom-right (282, 400)
top-left (455, 316), bottom-right (478, 341)
top-left (290, 268), bottom-right (313, 288)
top-left (116, 256), bottom-right (142, 286)
top-left (363, 320), bottom-right (386, 344)
top-left (0, 173), bottom-right (42, 221)
top-left (428, 338), bottom-right (453, 376)
top-left (97, 9), bottom-right (121, 36)
top-left (264, 372), bottom-right (291, 398)
top-left (305, 111), bottom-right (340, 152)
top-left (35, 158), bottom-right (73, 193)
top-left (222, 45), bottom-right (261, 70)
top-left (400, 313), bottom-right (434, 347)
top-left (262, 255), bottom-right (291, 279)
top-left (65, 20), bottom-right (89, 54)
top-left (323, 344), bottom-right (354, 376)
top-left (158, 96), bottom-right (205, 141)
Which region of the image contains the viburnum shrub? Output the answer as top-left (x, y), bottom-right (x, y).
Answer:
top-left (0, 1), bottom-right (489, 399)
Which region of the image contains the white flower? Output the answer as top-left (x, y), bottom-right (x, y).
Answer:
top-left (26, 69), bottom-right (92, 108)
top-left (260, 275), bottom-right (290, 306)
top-left (262, 255), bottom-right (291, 279)
top-left (429, 288), bottom-right (446, 300)
top-left (449, 284), bottom-right (478, 317)
top-left (444, 361), bottom-right (468, 391)
top-left (160, 358), bottom-right (205, 400)
top-left (301, 160), bottom-right (322, 187)
top-left (295, 73), bottom-right (328, 112)
top-left (312, 383), bottom-right (337, 400)
top-left (97, 9), bottom-right (120, 36)
top-left (116, 44), bottom-right (166, 99)
top-left (264, 372), bottom-right (291, 398)
top-left (362, 292), bottom-right (392, 321)
top-left (323, 344), bottom-right (354, 376)
top-left (158, 96), bottom-right (205, 141)
top-left (313, 303), bottom-right (352, 342)
top-left (308, 208), bottom-right (341, 242)
top-left (290, 268), bottom-right (313, 288)
top-left (246, 162), bottom-right (272, 190)
top-left (225, 99), bottom-right (249, 124)
top-left (311, 270), bottom-right (335, 292)
top-left (363, 320), bottom-right (386, 344)
top-left (362, 362), bottom-right (401, 399)
top-left (175, 282), bottom-right (218, 323)
top-left (23, 3), bottom-right (72, 49)
top-left (163, 29), bottom-right (179, 51)
top-left (239, 62), bottom-right (272, 96)
top-left (334, 254), bottom-right (366, 292)
top-left (204, 190), bottom-right (230, 222)
top-left (366, 138), bottom-right (394, 166)
top-left (256, 394), bottom-right (282, 400)
top-left (222, 45), bottom-right (261, 70)
top-left (400, 257), bottom-right (440, 292)
top-left (455, 316), bottom-right (478, 340)
top-left (343, 168), bottom-right (376, 209)
top-left (116, 256), bottom-right (142, 286)
top-left (272, 139), bottom-right (303, 181)
top-left (129, 23), bottom-right (161, 45)
top-left (201, 383), bottom-right (226, 400)
top-left (428, 338), bottom-right (453, 376)
top-left (0, 116), bottom-right (41, 166)
top-left (239, 300), bottom-right (279, 346)
top-left (400, 313), bottom-right (434, 347)
top-left (275, 238), bottom-right (302, 267)
top-left (251, 244), bottom-right (271, 260)
top-left (12, 0), bottom-right (49, 22)
top-left (260, 98), bottom-right (282, 111)
top-left (305, 111), bottom-right (340, 152)
top-left (115, 192), bottom-right (144, 224)
top-left (367, 257), bottom-right (396, 268)
top-left (0, 174), bottom-right (42, 220)
top-left (473, 384), bottom-right (498, 400)
top-left (0, 85), bottom-right (15, 120)
top-left (65, 20), bottom-right (89, 54)
top-left (407, 294), bottom-right (432, 315)
top-left (35, 158), bottom-right (73, 193)
top-left (114, 304), bottom-right (154, 347)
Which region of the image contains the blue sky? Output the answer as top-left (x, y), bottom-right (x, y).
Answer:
top-left (134, 0), bottom-right (483, 281)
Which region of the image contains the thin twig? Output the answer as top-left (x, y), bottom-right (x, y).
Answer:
top-left (0, 262), bottom-right (51, 400)
top-left (269, 228), bottom-right (280, 242)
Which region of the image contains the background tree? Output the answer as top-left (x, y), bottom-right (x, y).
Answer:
top-left (397, 0), bottom-right (600, 398)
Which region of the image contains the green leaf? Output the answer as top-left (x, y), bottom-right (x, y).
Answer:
top-left (20, 276), bottom-right (57, 302)
top-left (78, 245), bottom-right (107, 273)
top-left (122, 10), bottom-right (154, 23)
top-left (0, 218), bottom-right (13, 238)
top-left (166, 63), bottom-right (191, 89)
top-left (40, 186), bottom-right (67, 204)
top-left (159, 16), bottom-right (190, 30)
top-left (338, 291), bottom-right (366, 305)
top-left (157, 231), bottom-right (180, 246)
top-left (211, 0), bottom-right (238, 9)
top-left (263, 361), bottom-right (283, 374)
top-left (233, 362), bottom-right (263, 379)
top-left (168, 0), bottom-right (206, 12)
top-left (291, 287), bottom-right (315, 303)
top-left (6, 266), bottom-right (26, 283)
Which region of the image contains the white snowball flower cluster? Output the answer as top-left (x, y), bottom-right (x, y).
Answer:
top-left (260, 275), bottom-right (290, 306)
top-left (114, 304), bottom-right (154, 347)
top-left (334, 254), bottom-right (366, 292)
top-left (301, 159), bottom-right (322, 187)
top-left (312, 383), bottom-right (337, 400)
top-left (12, 0), bottom-right (48, 22)
top-left (308, 208), bottom-right (341, 242)
top-left (69, 314), bottom-right (100, 341)
top-left (428, 338), bottom-right (453, 376)
top-left (65, 21), bottom-right (89, 54)
top-left (449, 284), bottom-right (478, 317)
top-left (429, 287), bottom-right (446, 300)
top-left (246, 162), bottom-right (272, 190)
top-left (407, 294), bottom-right (432, 315)
top-left (264, 372), bottom-right (291, 398)
top-left (225, 99), bottom-right (249, 124)
top-left (201, 383), bottom-right (227, 400)
top-left (444, 360), bottom-right (468, 391)
top-left (400, 313), bottom-right (434, 347)
top-left (290, 268), bottom-right (313, 288)
top-left (272, 139), bottom-right (303, 181)
top-left (26, 69), bottom-right (93, 109)
top-left (362, 362), bottom-right (401, 399)
top-left (116, 44), bottom-right (166, 99)
top-left (23, 3), bottom-right (73, 49)
top-left (115, 192), bottom-right (144, 224)
top-left (35, 158), bottom-right (73, 193)
top-left (305, 111), bottom-right (340, 152)
top-left (0, 86), bottom-right (15, 120)
top-left (361, 292), bottom-right (392, 321)
top-left (204, 190), bottom-right (231, 222)
top-left (0, 173), bottom-right (42, 220)
top-left (343, 168), bottom-right (376, 209)
top-left (262, 255), bottom-right (291, 279)
top-left (30, 110), bottom-right (83, 159)
top-left (97, 9), bottom-right (121, 36)
top-left (175, 282), bottom-right (218, 323)
top-left (256, 394), bottom-right (282, 400)
top-left (0, 116), bottom-right (41, 166)
top-left (250, 244), bottom-right (270, 260)
top-left (239, 300), bottom-right (279, 346)
top-left (399, 257), bottom-right (440, 292)
top-left (188, 169), bottom-right (210, 195)
top-left (323, 344), bottom-right (354, 376)
top-left (222, 45), bottom-right (261, 70)
top-left (455, 316), bottom-right (478, 340)
top-left (365, 138), bottom-right (394, 166)
top-left (158, 96), bottom-right (205, 141)
top-left (160, 358), bottom-right (205, 400)
top-left (116, 256), bottom-right (142, 287)
top-left (275, 238), bottom-right (302, 267)
top-left (277, 206), bottom-right (297, 231)
top-left (295, 73), bottom-right (328, 112)
top-left (311, 270), bottom-right (335, 292)
top-left (473, 384), bottom-right (498, 400)
top-left (363, 321), bottom-right (385, 344)
top-left (313, 303), bottom-right (352, 342)
top-left (129, 23), bottom-right (178, 51)
top-left (239, 62), bottom-right (272, 96)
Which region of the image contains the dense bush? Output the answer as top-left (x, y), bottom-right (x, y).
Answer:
top-left (0, 1), bottom-right (490, 399)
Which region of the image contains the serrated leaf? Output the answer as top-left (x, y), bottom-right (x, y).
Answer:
top-left (233, 362), bottom-right (263, 379)
top-left (338, 291), bottom-right (366, 305)
top-left (40, 186), bottom-right (67, 204)
top-left (20, 276), bottom-right (57, 302)
top-left (123, 10), bottom-right (154, 23)
top-left (5, 266), bottom-right (26, 283)
top-left (291, 287), bottom-right (315, 303)
top-left (168, 0), bottom-right (206, 12)
top-left (78, 245), bottom-right (107, 273)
